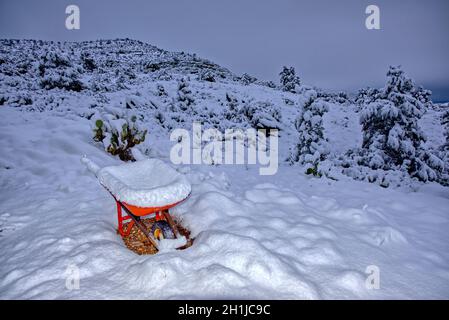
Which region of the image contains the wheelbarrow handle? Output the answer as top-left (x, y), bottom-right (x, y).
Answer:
top-left (81, 156), bottom-right (101, 177)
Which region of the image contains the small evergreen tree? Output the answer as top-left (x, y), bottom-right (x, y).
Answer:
top-left (290, 94), bottom-right (329, 176)
top-left (240, 73), bottom-right (257, 86)
top-left (80, 51), bottom-right (96, 72)
top-left (279, 66), bottom-right (300, 93)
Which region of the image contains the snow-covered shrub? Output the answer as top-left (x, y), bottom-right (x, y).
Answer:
top-left (265, 81), bottom-right (277, 89)
top-left (40, 68), bottom-right (84, 92)
top-left (154, 111), bottom-right (166, 127)
top-left (38, 51), bottom-right (84, 92)
top-left (199, 69), bottom-right (216, 82)
top-left (0, 93), bottom-right (33, 107)
top-left (92, 107), bottom-right (147, 161)
top-left (438, 110), bottom-right (449, 185)
top-left (223, 93), bottom-right (242, 122)
top-left (156, 83), bottom-right (167, 97)
top-left (240, 73), bottom-right (257, 86)
top-left (335, 91), bottom-right (350, 104)
top-left (290, 94), bottom-right (330, 176)
top-left (146, 62), bottom-right (161, 72)
top-left (177, 78), bottom-right (195, 111)
top-left (157, 70), bottom-right (173, 81)
top-left (355, 87), bottom-right (380, 108)
top-left (279, 66), bottom-right (300, 93)
top-left (350, 66), bottom-right (444, 184)
top-left (315, 89), bottom-right (350, 105)
top-left (0, 95), bottom-right (7, 106)
top-left (442, 110), bottom-right (449, 148)
top-left (80, 51), bottom-right (96, 72)
top-left (335, 150), bottom-right (411, 188)
top-left (39, 51), bottom-right (71, 69)
top-left (241, 101), bottom-right (282, 131)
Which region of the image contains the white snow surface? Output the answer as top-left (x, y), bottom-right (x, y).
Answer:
top-left (1, 107), bottom-right (448, 299)
top-left (93, 159), bottom-right (191, 207)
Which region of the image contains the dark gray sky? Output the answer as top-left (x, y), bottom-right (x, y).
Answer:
top-left (1, 0), bottom-right (448, 101)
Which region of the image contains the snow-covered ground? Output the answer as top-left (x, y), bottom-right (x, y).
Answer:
top-left (0, 39), bottom-right (448, 299)
top-left (1, 107), bottom-right (448, 299)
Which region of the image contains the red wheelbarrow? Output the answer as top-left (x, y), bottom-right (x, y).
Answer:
top-left (82, 157), bottom-right (191, 251)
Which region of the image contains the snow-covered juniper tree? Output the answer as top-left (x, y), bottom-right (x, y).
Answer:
top-left (156, 83), bottom-right (167, 97)
top-left (279, 66), bottom-right (300, 93)
top-left (241, 101), bottom-right (282, 131)
top-left (177, 78), bottom-right (195, 111)
top-left (442, 110), bottom-right (449, 149)
top-left (199, 69), bottom-right (216, 82)
top-left (355, 87), bottom-right (380, 107)
top-left (290, 94), bottom-right (329, 176)
top-left (359, 66), bottom-right (444, 182)
top-left (223, 92), bottom-right (241, 121)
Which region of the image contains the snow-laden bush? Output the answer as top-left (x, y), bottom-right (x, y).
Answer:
top-left (342, 66), bottom-right (445, 185)
top-left (279, 66), bottom-right (300, 93)
top-left (355, 87), bottom-right (380, 110)
top-left (198, 69), bottom-right (216, 82)
top-left (241, 101), bottom-right (282, 131)
top-left (0, 93), bottom-right (32, 107)
top-left (176, 78), bottom-right (195, 111)
top-left (92, 106), bottom-right (147, 161)
top-left (289, 93), bottom-right (330, 176)
top-left (156, 83), bottom-right (167, 97)
top-left (40, 68), bottom-right (84, 92)
top-left (164, 78), bottom-right (197, 126)
top-left (314, 89), bottom-right (351, 105)
top-left (438, 110), bottom-right (449, 185)
top-left (240, 73), bottom-right (257, 86)
top-left (37, 50), bottom-right (84, 92)
top-left (442, 110), bottom-right (449, 149)
top-left (38, 51), bottom-right (71, 70)
top-left (223, 93), bottom-right (242, 122)
top-left (80, 51), bottom-right (96, 72)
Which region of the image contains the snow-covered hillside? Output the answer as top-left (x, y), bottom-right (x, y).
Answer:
top-left (0, 39), bottom-right (448, 299)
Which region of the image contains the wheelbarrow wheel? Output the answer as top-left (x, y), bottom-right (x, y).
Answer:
top-left (151, 220), bottom-right (175, 240)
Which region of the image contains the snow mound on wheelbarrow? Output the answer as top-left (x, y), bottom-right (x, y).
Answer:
top-left (97, 159), bottom-right (191, 207)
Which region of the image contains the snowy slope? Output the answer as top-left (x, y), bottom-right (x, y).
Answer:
top-left (1, 106), bottom-right (449, 299)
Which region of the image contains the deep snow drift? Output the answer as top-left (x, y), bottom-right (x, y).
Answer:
top-left (0, 107), bottom-right (448, 299)
top-left (0, 39), bottom-right (448, 299)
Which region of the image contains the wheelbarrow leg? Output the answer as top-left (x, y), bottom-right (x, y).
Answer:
top-left (163, 210), bottom-right (180, 238)
top-left (116, 200), bottom-right (134, 237)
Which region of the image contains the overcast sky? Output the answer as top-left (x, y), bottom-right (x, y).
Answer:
top-left (1, 0), bottom-right (448, 101)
